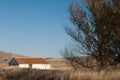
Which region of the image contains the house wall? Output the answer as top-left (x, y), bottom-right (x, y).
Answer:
top-left (9, 58), bottom-right (18, 66)
top-left (32, 64), bottom-right (50, 69)
top-left (19, 64), bottom-right (29, 68)
top-left (18, 64), bottom-right (50, 69)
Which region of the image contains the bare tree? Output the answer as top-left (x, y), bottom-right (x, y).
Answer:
top-left (62, 0), bottom-right (120, 69)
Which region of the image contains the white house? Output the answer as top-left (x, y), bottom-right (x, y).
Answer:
top-left (9, 57), bottom-right (51, 69)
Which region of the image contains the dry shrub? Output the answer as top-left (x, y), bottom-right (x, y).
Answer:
top-left (5, 69), bottom-right (67, 80)
top-left (3, 69), bottom-right (120, 80)
top-left (68, 70), bottom-right (120, 80)
top-left (0, 69), bottom-right (8, 78)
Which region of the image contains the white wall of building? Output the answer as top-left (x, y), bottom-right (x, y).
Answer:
top-left (32, 64), bottom-right (50, 69)
top-left (18, 64), bottom-right (50, 69)
top-left (19, 64), bottom-right (29, 68)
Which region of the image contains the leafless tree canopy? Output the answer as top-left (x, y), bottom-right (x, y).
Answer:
top-left (63, 0), bottom-right (120, 69)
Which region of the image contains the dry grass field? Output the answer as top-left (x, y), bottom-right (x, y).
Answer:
top-left (0, 51), bottom-right (120, 80)
top-left (46, 58), bottom-right (73, 70)
top-left (0, 68), bottom-right (120, 80)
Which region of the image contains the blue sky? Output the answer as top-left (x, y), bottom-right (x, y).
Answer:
top-left (0, 0), bottom-right (75, 58)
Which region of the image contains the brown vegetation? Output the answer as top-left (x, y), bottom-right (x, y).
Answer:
top-left (46, 58), bottom-right (73, 70)
top-left (1, 69), bottom-right (120, 80)
top-left (63, 0), bottom-right (120, 69)
top-left (0, 51), bottom-right (120, 80)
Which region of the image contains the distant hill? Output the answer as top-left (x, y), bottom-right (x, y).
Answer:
top-left (0, 50), bottom-right (25, 65)
top-left (0, 50), bottom-right (72, 70)
top-left (46, 58), bottom-right (73, 70)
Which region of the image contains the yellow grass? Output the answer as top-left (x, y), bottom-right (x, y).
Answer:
top-left (68, 70), bottom-right (120, 80)
top-left (1, 69), bottom-right (120, 80)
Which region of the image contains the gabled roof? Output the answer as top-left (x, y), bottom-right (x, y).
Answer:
top-left (12, 57), bottom-right (49, 64)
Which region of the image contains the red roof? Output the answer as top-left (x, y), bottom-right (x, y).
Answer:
top-left (13, 57), bottom-right (49, 64)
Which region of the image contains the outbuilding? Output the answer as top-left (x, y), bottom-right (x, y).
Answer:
top-left (9, 57), bottom-right (50, 69)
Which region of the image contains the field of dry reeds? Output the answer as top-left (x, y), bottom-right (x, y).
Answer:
top-left (0, 68), bottom-right (120, 80)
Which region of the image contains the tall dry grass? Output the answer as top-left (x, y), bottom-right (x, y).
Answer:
top-left (2, 69), bottom-right (120, 80)
top-left (68, 70), bottom-right (120, 80)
